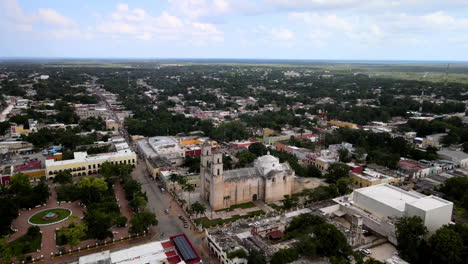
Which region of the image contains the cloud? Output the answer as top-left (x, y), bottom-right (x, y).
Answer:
top-left (167, 0), bottom-right (232, 19)
top-left (95, 4), bottom-right (224, 43)
top-left (38, 8), bottom-right (74, 27)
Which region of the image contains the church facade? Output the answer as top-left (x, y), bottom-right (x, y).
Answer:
top-left (200, 142), bottom-right (295, 210)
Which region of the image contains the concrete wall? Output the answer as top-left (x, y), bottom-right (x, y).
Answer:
top-left (352, 191), bottom-right (404, 219)
top-left (264, 171), bottom-right (294, 203)
top-left (406, 202), bottom-right (453, 233)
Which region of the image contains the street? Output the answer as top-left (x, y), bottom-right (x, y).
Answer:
top-left (132, 158), bottom-right (214, 262)
top-left (91, 78), bottom-right (214, 262)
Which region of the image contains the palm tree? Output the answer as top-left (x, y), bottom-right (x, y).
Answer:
top-left (183, 183), bottom-right (195, 205)
top-left (191, 201), bottom-right (206, 218)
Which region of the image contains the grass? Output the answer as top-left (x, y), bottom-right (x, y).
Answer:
top-left (29, 208), bottom-right (71, 225)
top-left (268, 203), bottom-right (284, 211)
top-left (8, 227), bottom-right (42, 256)
top-left (195, 210), bottom-right (265, 228)
top-left (215, 202), bottom-right (256, 212)
top-left (454, 206), bottom-right (468, 217)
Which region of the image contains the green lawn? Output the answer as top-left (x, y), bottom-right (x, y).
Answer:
top-left (29, 208), bottom-right (71, 225)
top-left (195, 210), bottom-right (265, 228)
top-left (8, 227), bottom-right (42, 256)
top-left (215, 202), bottom-right (256, 212)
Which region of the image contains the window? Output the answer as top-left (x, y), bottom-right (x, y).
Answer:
top-left (217, 169), bottom-right (220, 175)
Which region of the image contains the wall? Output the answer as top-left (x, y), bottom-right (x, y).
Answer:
top-left (46, 153), bottom-right (137, 178)
top-left (352, 191), bottom-right (404, 219)
top-left (264, 171), bottom-right (294, 202)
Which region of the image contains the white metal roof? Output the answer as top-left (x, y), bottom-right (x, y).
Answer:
top-left (110, 241), bottom-right (165, 264)
top-left (353, 183), bottom-right (451, 212)
top-left (354, 184), bottom-right (422, 212)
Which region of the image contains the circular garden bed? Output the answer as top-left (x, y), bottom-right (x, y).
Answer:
top-left (28, 208), bottom-right (72, 226)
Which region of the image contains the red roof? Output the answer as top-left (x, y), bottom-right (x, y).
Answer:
top-left (14, 160), bottom-right (41, 172)
top-left (268, 230), bottom-right (283, 239)
top-left (165, 251), bottom-right (177, 257)
top-left (399, 160), bottom-right (423, 170)
top-left (162, 241), bottom-right (175, 249)
top-left (167, 255), bottom-right (181, 264)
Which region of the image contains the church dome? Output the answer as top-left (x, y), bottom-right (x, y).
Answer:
top-left (254, 152), bottom-right (280, 175)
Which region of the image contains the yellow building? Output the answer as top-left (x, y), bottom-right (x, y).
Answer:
top-left (23, 169), bottom-right (46, 180)
top-left (179, 139), bottom-right (201, 146)
top-left (351, 169), bottom-right (399, 188)
top-left (11, 124), bottom-right (30, 135)
top-left (45, 150), bottom-right (137, 178)
top-left (329, 120), bottom-right (358, 129)
top-left (105, 119), bottom-right (119, 131)
top-left (263, 128), bottom-right (276, 137)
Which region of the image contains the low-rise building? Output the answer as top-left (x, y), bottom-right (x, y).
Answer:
top-left (437, 149), bottom-right (468, 168)
top-left (397, 159), bottom-right (440, 179)
top-left (105, 119), bottom-right (119, 131)
top-left (422, 133), bottom-right (447, 148)
top-left (322, 184), bottom-right (453, 244)
top-left (78, 234), bottom-right (201, 264)
top-left (329, 120), bottom-right (358, 129)
top-left (351, 169), bottom-right (399, 188)
top-left (45, 150), bottom-right (136, 178)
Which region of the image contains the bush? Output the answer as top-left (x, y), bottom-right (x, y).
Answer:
top-left (227, 249), bottom-right (248, 259)
top-left (115, 216), bottom-right (127, 227)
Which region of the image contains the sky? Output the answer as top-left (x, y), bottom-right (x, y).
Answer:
top-left (1, 0), bottom-right (468, 60)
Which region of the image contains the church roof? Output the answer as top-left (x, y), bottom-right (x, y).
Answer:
top-left (223, 153), bottom-right (292, 181)
top-left (224, 167), bottom-right (260, 181)
top-left (254, 153), bottom-right (280, 175)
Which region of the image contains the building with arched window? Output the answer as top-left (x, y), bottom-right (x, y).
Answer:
top-left (200, 142), bottom-right (295, 211)
top-left (45, 150), bottom-right (136, 179)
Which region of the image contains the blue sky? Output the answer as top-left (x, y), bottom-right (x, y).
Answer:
top-left (1, 0), bottom-right (468, 60)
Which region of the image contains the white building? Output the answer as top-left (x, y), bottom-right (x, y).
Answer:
top-left (78, 234), bottom-right (200, 264)
top-left (323, 184), bottom-right (453, 245)
top-left (437, 149), bottom-right (468, 168)
top-left (137, 136), bottom-right (185, 166)
top-left (351, 184), bottom-right (453, 233)
top-left (45, 150), bottom-right (137, 178)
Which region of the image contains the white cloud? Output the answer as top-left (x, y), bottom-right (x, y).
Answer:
top-left (95, 4), bottom-right (224, 43)
top-left (167, 0), bottom-right (233, 19)
top-left (38, 8), bottom-right (74, 27)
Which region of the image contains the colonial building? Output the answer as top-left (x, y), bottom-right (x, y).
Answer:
top-left (200, 142), bottom-right (295, 210)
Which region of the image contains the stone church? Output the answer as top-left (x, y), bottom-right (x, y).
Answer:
top-left (200, 142), bottom-right (295, 210)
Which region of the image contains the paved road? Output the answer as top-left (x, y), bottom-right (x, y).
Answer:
top-left (95, 76), bottom-right (216, 262)
top-left (132, 158), bottom-right (215, 262)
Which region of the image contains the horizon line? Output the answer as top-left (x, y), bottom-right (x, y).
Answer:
top-left (1, 57), bottom-right (468, 64)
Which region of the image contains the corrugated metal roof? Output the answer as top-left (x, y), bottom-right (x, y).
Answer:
top-left (173, 235), bottom-right (197, 261)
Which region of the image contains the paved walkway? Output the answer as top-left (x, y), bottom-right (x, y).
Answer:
top-left (8, 183), bottom-right (133, 261)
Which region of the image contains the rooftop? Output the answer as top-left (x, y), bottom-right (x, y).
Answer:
top-left (45, 150), bottom-right (136, 167)
top-left (352, 183), bottom-right (451, 212)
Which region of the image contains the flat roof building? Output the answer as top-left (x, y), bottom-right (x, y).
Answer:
top-left (78, 234), bottom-right (200, 264)
top-left (351, 184), bottom-right (453, 232)
top-left (45, 150), bottom-right (136, 178)
top-left (323, 184), bottom-right (453, 245)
